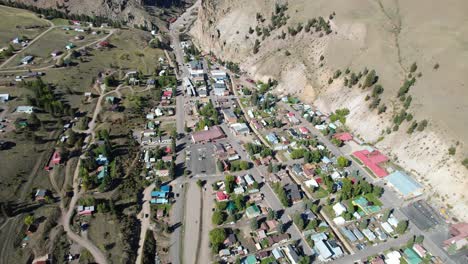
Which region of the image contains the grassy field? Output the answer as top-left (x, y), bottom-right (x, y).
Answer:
top-left (87, 214), bottom-right (126, 263)
top-left (4, 28), bottom-right (104, 68)
top-left (43, 28), bottom-right (165, 95)
top-left (0, 5), bottom-right (50, 47)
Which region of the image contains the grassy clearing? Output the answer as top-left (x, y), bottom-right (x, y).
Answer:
top-left (0, 5), bottom-right (49, 47)
top-left (50, 18), bottom-right (70, 26)
top-left (87, 214), bottom-right (125, 263)
top-left (5, 28), bottom-right (103, 67)
top-left (43, 28), bottom-right (164, 94)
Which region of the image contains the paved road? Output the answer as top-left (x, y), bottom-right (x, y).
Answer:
top-left (135, 183), bottom-right (156, 264)
top-left (168, 1), bottom-right (201, 263)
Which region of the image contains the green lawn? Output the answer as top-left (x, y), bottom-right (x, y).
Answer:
top-left (311, 187), bottom-right (329, 199)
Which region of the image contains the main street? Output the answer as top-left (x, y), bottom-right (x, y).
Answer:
top-left (168, 1), bottom-right (201, 264)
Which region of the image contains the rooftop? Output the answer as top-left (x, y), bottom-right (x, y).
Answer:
top-left (353, 149), bottom-right (389, 177)
top-left (386, 171), bottom-right (423, 198)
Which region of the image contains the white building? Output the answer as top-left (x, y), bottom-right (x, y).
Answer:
top-left (16, 106), bottom-right (34, 114)
top-left (333, 202), bottom-right (347, 216)
top-left (0, 94), bottom-right (9, 102)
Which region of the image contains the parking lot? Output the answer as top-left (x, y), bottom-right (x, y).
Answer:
top-left (402, 200), bottom-right (444, 230)
top-left (187, 143), bottom-right (216, 176)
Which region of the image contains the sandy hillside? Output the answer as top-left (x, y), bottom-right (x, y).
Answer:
top-left (190, 0), bottom-right (468, 221)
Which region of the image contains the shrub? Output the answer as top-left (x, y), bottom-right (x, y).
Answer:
top-left (448, 147), bottom-right (456, 155)
top-left (410, 62), bottom-right (417, 72)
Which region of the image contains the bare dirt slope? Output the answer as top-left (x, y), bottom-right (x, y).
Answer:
top-left (190, 0), bottom-right (468, 221)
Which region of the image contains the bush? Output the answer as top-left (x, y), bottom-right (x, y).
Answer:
top-left (448, 147), bottom-right (456, 155)
top-left (253, 39), bottom-right (260, 54)
top-left (410, 62), bottom-right (417, 72)
top-left (209, 228), bottom-right (227, 252)
top-left (462, 158), bottom-right (468, 169)
top-left (417, 119), bottom-right (428, 131)
top-left (212, 211), bottom-right (226, 225)
top-left (396, 220), bottom-right (409, 234)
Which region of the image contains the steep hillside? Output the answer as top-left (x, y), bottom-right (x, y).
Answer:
top-left (191, 0), bottom-right (468, 221)
top-left (9, 0), bottom-right (189, 27)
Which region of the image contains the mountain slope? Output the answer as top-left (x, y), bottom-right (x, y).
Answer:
top-left (190, 0), bottom-right (468, 221)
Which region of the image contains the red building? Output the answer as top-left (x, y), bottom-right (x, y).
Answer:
top-left (333, 132), bottom-right (353, 142)
top-left (353, 149), bottom-right (389, 178)
top-left (44, 151), bottom-right (61, 171)
top-left (216, 191), bottom-right (229, 202)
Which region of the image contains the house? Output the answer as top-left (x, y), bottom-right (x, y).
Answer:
top-left (353, 148), bottom-right (389, 178)
top-left (353, 228), bottom-right (364, 241)
top-left (45, 150), bottom-right (61, 171)
top-left (246, 205), bottom-right (261, 218)
top-left (213, 82), bottom-right (228, 96)
top-left (74, 35), bottom-right (84, 40)
top-left (272, 247), bottom-right (284, 260)
top-left (244, 174), bottom-right (255, 186)
top-left (352, 196), bottom-right (381, 215)
top-left (77, 205), bottom-right (95, 216)
top-left (333, 202), bottom-right (347, 216)
top-left (211, 70), bottom-right (227, 81)
top-left (291, 164), bottom-right (303, 176)
top-left (162, 90), bottom-right (173, 99)
top-left (385, 251), bottom-right (402, 264)
top-left (216, 191), bottom-right (229, 202)
top-left (35, 189), bottom-right (48, 202)
top-left (188, 60), bottom-right (204, 77)
top-left (222, 108), bottom-right (238, 123)
top-left (381, 222), bottom-right (394, 234)
top-left (302, 209), bottom-right (316, 221)
top-left (219, 249), bottom-right (230, 257)
top-left (191, 126), bottom-right (225, 143)
top-left (285, 184), bottom-right (302, 203)
top-left (298, 126), bottom-right (309, 135)
top-left (362, 228), bottom-right (376, 241)
top-left (66, 43), bottom-right (76, 50)
top-left (333, 132), bottom-right (353, 142)
top-left (97, 165), bottom-right (108, 180)
top-left (231, 123), bottom-right (250, 135)
top-left (444, 222), bottom-right (468, 251)
top-left (21, 55), bottom-right (34, 65)
top-left (266, 133), bottom-right (279, 144)
top-left (412, 244), bottom-right (427, 258)
top-left (224, 233), bottom-right (237, 247)
top-left (155, 170), bottom-right (169, 177)
top-left (198, 86), bottom-right (208, 97)
top-left (340, 227), bottom-right (357, 242)
top-left (97, 41), bottom-right (110, 48)
top-left (0, 94), bottom-right (9, 102)
top-left (403, 248), bottom-right (422, 264)
top-left (242, 255), bottom-right (257, 264)
top-left (283, 245), bottom-right (300, 264)
top-left (51, 50), bottom-right (62, 57)
top-left (96, 154), bottom-right (108, 165)
top-left (12, 37), bottom-right (23, 44)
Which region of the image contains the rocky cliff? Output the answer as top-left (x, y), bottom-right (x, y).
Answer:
top-left (191, 0), bottom-right (468, 221)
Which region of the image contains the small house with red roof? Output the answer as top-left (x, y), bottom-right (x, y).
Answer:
top-left (299, 127), bottom-right (309, 135)
top-left (162, 90), bottom-right (173, 99)
top-left (444, 223), bottom-right (468, 251)
top-left (216, 191), bottom-right (229, 202)
top-left (98, 41), bottom-right (110, 48)
top-left (45, 150), bottom-right (61, 171)
top-left (333, 132), bottom-right (353, 142)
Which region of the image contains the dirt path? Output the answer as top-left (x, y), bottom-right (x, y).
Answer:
top-left (135, 183), bottom-right (155, 264)
top-left (59, 80), bottom-right (109, 264)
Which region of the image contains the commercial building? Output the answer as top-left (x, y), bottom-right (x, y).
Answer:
top-left (191, 126), bottom-right (225, 143)
top-left (353, 148), bottom-right (389, 177)
top-left (385, 171), bottom-right (423, 199)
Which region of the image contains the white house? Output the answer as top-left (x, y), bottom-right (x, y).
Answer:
top-left (332, 202), bottom-right (347, 216)
top-left (16, 106), bottom-right (34, 114)
top-left (0, 94), bottom-right (9, 102)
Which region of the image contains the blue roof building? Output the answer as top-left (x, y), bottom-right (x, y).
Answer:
top-left (151, 191), bottom-right (167, 198)
top-left (386, 171), bottom-right (423, 199)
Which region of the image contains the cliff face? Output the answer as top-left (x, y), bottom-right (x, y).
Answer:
top-left (191, 0), bottom-right (468, 221)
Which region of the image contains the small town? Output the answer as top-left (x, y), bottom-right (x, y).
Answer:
top-left (0, 1), bottom-right (467, 264)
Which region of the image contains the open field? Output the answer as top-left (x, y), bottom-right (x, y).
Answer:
top-left (3, 28), bottom-right (105, 68)
top-left (0, 5), bottom-right (49, 47)
top-left (42, 28), bottom-right (165, 94)
top-left (87, 214), bottom-right (126, 264)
